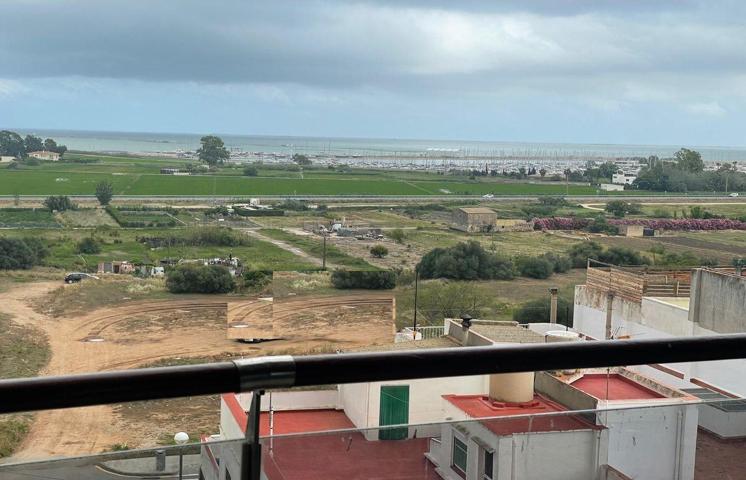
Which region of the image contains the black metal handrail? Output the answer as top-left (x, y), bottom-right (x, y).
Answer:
top-left (3, 334), bottom-right (746, 415)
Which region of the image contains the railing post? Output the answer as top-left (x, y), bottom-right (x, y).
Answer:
top-left (240, 390), bottom-right (262, 480)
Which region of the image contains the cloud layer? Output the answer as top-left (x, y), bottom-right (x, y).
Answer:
top-left (1, 0), bottom-right (745, 144)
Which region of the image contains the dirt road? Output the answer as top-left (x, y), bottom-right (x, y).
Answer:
top-left (1, 282), bottom-right (393, 460)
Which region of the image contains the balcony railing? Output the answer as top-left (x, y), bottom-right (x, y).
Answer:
top-left (3, 334), bottom-right (746, 479)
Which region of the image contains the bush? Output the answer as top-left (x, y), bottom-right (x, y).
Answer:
top-left (417, 241), bottom-right (514, 280)
top-left (513, 297), bottom-right (573, 327)
top-left (43, 195), bottom-right (75, 212)
top-left (599, 247), bottom-right (650, 266)
top-left (0, 237), bottom-right (48, 269)
top-left (568, 241), bottom-right (605, 268)
top-left (76, 237), bottom-right (101, 254)
top-left (540, 253), bottom-right (572, 273)
top-left (242, 269), bottom-right (272, 290)
top-left (138, 227), bottom-right (251, 248)
top-left (605, 200), bottom-right (641, 217)
top-left (166, 264), bottom-right (235, 293)
top-left (586, 216), bottom-right (619, 235)
top-left (243, 165), bottom-right (259, 176)
top-left (331, 270), bottom-right (396, 289)
top-left (538, 196), bottom-right (569, 207)
top-left (370, 245), bottom-right (389, 258)
top-left (388, 229), bottom-right (406, 244)
top-left (515, 256), bottom-right (554, 279)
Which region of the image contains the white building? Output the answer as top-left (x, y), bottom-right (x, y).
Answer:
top-left (573, 266), bottom-right (746, 440)
top-left (0, 155), bottom-right (16, 163)
top-left (612, 172), bottom-right (637, 185)
top-left (201, 319), bottom-right (699, 480)
top-left (600, 183), bottom-right (625, 192)
top-left (27, 150), bottom-right (60, 161)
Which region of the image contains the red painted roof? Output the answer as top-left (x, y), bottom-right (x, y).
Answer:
top-left (443, 394), bottom-right (599, 436)
top-left (570, 374), bottom-right (665, 400)
top-left (262, 432), bottom-right (439, 480)
top-left (260, 409), bottom-right (354, 436)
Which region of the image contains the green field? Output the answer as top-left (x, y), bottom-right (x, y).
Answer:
top-left (260, 228), bottom-right (377, 270)
top-left (0, 209), bottom-right (61, 228)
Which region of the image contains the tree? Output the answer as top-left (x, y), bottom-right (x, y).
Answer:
top-left (23, 135), bottom-right (43, 153)
top-left (0, 130), bottom-right (25, 158)
top-left (95, 181), bottom-right (114, 206)
top-left (600, 247), bottom-right (649, 266)
top-left (515, 256), bottom-right (553, 279)
top-left (0, 237), bottom-right (48, 270)
top-left (330, 270), bottom-right (396, 289)
top-left (539, 168), bottom-right (547, 177)
top-left (76, 237), bottom-right (101, 254)
top-left (166, 264), bottom-right (235, 293)
top-left (370, 244), bottom-right (389, 258)
top-left (416, 281), bottom-right (491, 324)
top-left (197, 135), bottom-right (230, 166)
top-left (598, 161), bottom-right (618, 180)
top-left (44, 138), bottom-right (57, 152)
top-left (568, 241), bottom-right (604, 268)
top-left (43, 195), bottom-right (75, 212)
top-left (673, 148), bottom-right (704, 173)
top-left (604, 200), bottom-right (640, 218)
top-left (417, 241), bottom-right (514, 280)
top-left (292, 154), bottom-right (312, 166)
top-left (388, 228), bottom-right (406, 244)
top-left (243, 165), bottom-right (259, 176)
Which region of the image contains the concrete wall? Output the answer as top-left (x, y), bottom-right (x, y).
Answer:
top-left (602, 404), bottom-right (698, 480)
top-left (697, 404), bottom-right (746, 439)
top-left (690, 269), bottom-right (746, 333)
top-left (535, 372), bottom-right (598, 411)
top-left (429, 419), bottom-right (607, 480)
top-left (258, 390), bottom-right (339, 412)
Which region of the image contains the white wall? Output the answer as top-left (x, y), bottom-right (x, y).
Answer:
top-left (573, 285), bottom-right (746, 397)
top-left (601, 404), bottom-right (698, 480)
top-left (340, 375), bottom-right (489, 440)
top-left (429, 419), bottom-right (607, 480)
top-left (259, 390), bottom-right (339, 412)
top-left (697, 404), bottom-right (746, 439)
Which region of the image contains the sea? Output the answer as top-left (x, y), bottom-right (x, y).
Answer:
top-left (10, 129), bottom-right (746, 164)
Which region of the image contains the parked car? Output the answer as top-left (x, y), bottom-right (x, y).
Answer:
top-left (729, 192), bottom-right (739, 197)
top-left (64, 272), bottom-right (99, 284)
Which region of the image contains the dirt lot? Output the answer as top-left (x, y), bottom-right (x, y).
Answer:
top-left (0, 280), bottom-right (396, 460)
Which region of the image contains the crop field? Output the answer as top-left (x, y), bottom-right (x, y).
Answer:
top-left (0, 168), bottom-right (599, 196)
top-left (0, 208), bottom-right (61, 228)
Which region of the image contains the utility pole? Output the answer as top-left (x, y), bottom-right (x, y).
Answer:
top-left (412, 268), bottom-right (419, 339)
top-left (322, 235), bottom-right (327, 270)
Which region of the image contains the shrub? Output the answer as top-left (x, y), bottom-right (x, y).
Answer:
top-left (586, 216), bottom-right (619, 235)
top-left (605, 200), bottom-right (641, 217)
top-left (538, 196), bottom-right (569, 207)
top-left (166, 264), bottom-right (235, 293)
top-left (533, 217), bottom-right (591, 230)
top-left (515, 256), bottom-right (554, 279)
top-left (243, 165), bottom-right (259, 176)
top-left (609, 218), bottom-right (746, 231)
top-left (242, 269), bottom-right (272, 290)
top-left (76, 237), bottom-right (101, 254)
top-left (0, 237), bottom-right (48, 269)
top-left (417, 241), bottom-right (514, 280)
top-left (568, 241), bottom-right (605, 268)
top-left (388, 229), bottom-right (406, 244)
top-left (330, 270), bottom-right (396, 289)
top-left (540, 253), bottom-right (572, 273)
top-left (43, 195), bottom-right (75, 212)
top-left (513, 297), bottom-right (573, 327)
top-left (370, 245), bottom-right (389, 258)
top-left (599, 247), bottom-right (650, 266)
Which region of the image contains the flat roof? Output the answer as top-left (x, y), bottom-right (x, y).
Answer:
top-left (570, 374), bottom-right (665, 400)
top-left (348, 336), bottom-right (460, 352)
top-left (456, 207), bottom-right (496, 214)
top-left (443, 394), bottom-right (599, 435)
top-left (470, 323), bottom-right (545, 344)
top-left (259, 409), bottom-right (353, 436)
top-left (647, 296), bottom-right (691, 309)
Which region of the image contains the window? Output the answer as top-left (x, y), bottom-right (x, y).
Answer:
top-left (483, 450), bottom-right (494, 480)
top-left (452, 435), bottom-right (468, 478)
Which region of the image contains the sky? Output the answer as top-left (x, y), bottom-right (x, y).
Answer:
top-left (2, 0), bottom-right (746, 145)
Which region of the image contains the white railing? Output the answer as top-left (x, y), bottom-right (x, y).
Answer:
top-left (398, 326), bottom-right (446, 342)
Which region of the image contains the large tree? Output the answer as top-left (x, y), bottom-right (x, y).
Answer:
top-left (673, 148), bottom-right (704, 173)
top-left (95, 181), bottom-right (114, 206)
top-left (24, 134), bottom-right (44, 153)
top-left (0, 130), bottom-right (25, 158)
top-left (197, 135), bottom-right (230, 166)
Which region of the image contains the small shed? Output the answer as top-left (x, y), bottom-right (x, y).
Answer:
top-left (452, 207), bottom-right (498, 233)
top-left (618, 224), bottom-right (645, 237)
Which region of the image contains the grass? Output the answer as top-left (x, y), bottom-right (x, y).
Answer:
top-left (58, 208), bottom-right (119, 227)
top-left (260, 228), bottom-right (377, 270)
top-left (0, 227), bottom-right (318, 272)
top-left (0, 208), bottom-right (61, 228)
top-left (0, 313), bottom-right (51, 458)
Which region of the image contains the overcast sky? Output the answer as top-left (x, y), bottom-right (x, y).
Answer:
top-left (2, 0), bottom-right (745, 145)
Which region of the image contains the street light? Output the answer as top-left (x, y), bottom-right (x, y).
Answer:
top-left (174, 432), bottom-right (189, 480)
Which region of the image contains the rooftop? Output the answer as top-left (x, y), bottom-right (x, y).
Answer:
top-left (443, 394), bottom-right (599, 436)
top-left (456, 207), bottom-right (496, 214)
top-left (260, 409), bottom-right (354, 436)
top-left (470, 322), bottom-right (546, 344)
top-left (349, 336), bottom-right (459, 352)
top-left (570, 374), bottom-right (665, 400)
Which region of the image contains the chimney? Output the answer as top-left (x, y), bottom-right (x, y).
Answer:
top-left (605, 291), bottom-right (615, 340)
top-left (460, 314), bottom-right (472, 346)
top-left (549, 287), bottom-right (559, 324)
top-left (489, 372), bottom-right (535, 403)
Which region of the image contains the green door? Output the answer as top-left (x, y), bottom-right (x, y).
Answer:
top-left (379, 385), bottom-right (409, 440)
